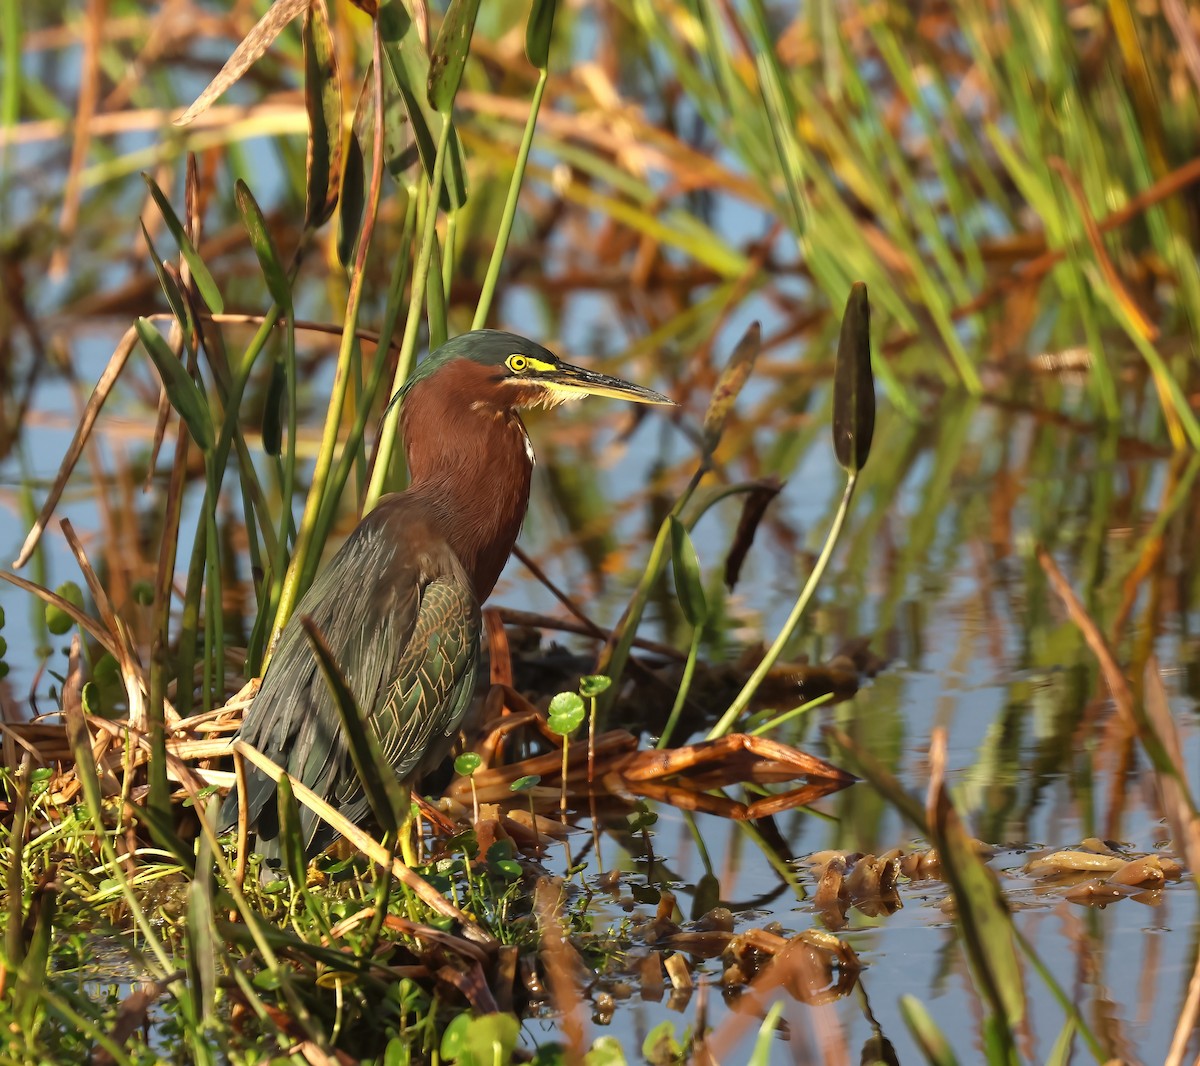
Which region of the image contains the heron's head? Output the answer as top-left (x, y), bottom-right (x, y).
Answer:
top-left (392, 329), bottom-right (674, 415)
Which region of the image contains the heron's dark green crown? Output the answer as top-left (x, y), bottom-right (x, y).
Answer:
top-left (402, 330), bottom-right (558, 394)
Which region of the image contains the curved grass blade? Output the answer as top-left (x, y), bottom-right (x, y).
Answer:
top-left (833, 282), bottom-right (874, 474)
top-left (275, 772), bottom-right (309, 888)
top-left (14, 876), bottom-right (56, 1035)
top-left (184, 798), bottom-right (219, 1037)
top-left (898, 995), bottom-right (959, 1066)
top-left (176, 0), bottom-right (307, 126)
top-left (668, 516), bottom-right (707, 627)
top-left (723, 479), bottom-right (782, 590)
top-left (142, 173), bottom-right (224, 313)
top-left (379, 1), bottom-right (467, 208)
top-left (428, 0), bottom-right (481, 113)
top-left (338, 130), bottom-right (367, 268)
top-left (303, 0), bottom-right (342, 229)
top-left (134, 318), bottom-right (214, 452)
top-left (235, 180), bottom-right (292, 311)
top-left (140, 222), bottom-right (192, 339)
top-left (300, 616), bottom-right (407, 835)
top-left (927, 728), bottom-right (1025, 1035)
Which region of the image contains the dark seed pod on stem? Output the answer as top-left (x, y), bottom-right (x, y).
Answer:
top-left (832, 283), bottom-right (874, 475)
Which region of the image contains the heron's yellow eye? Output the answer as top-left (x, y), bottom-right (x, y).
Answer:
top-left (507, 355), bottom-right (528, 373)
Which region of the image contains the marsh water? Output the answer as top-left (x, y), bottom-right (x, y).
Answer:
top-left (3, 319), bottom-right (1198, 1062)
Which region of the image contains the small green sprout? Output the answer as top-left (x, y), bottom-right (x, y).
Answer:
top-left (578, 674), bottom-right (612, 782)
top-left (547, 691), bottom-right (585, 816)
top-left (511, 773), bottom-right (542, 850)
top-left (455, 751), bottom-right (484, 824)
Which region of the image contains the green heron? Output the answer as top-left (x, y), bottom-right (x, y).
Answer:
top-left (221, 329), bottom-right (672, 872)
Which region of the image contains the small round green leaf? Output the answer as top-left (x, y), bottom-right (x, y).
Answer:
top-left (80, 682), bottom-right (101, 715)
top-left (547, 691), bottom-right (585, 735)
top-left (46, 581), bottom-right (83, 635)
top-left (440, 1012), bottom-right (471, 1060)
top-left (492, 859), bottom-right (522, 881)
top-left (578, 674), bottom-right (612, 698)
top-left (486, 839), bottom-right (515, 863)
top-left (583, 1036), bottom-right (628, 1066)
top-left (510, 774), bottom-right (541, 793)
top-left (454, 752), bottom-right (483, 777)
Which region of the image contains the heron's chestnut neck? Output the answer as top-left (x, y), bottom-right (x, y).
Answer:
top-left (400, 359), bottom-right (533, 599)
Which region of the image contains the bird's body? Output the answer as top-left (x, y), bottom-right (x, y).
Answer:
top-left (221, 330), bottom-right (671, 871)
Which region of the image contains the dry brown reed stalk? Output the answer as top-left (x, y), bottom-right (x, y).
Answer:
top-left (495, 606), bottom-right (686, 661)
top-left (533, 877), bottom-right (587, 1059)
top-left (48, 0), bottom-right (104, 280)
top-left (1036, 544), bottom-right (1136, 730)
top-left (12, 327), bottom-right (139, 570)
top-left (483, 608), bottom-right (513, 688)
top-left (1145, 661), bottom-right (1200, 1064)
top-left (0, 99), bottom-right (308, 149)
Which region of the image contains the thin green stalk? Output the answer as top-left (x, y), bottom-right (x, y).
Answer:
top-left (351, 335), bottom-right (366, 494)
top-left (709, 474), bottom-right (858, 738)
top-left (749, 693), bottom-right (832, 737)
top-left (441, 210), bottom-right (457, 297)
top-left (186, 791), bottom-right (322, 1039)
top-left (364, 115), bottom-right (454, 513)
top-left (318, 192), bottom-right (418, 541)
top-left (595, 466), bottom-right (702, 709)
top-left (149, 379), bottom-right (191, 802)
top-left (273, 30), bottom-right (388, 643)
top-left (175, 498), bottom-right (210, 719)
top-left (736, 818), bottom-right (807, 898)
top-left (239, 478), bottom-right (263, 594)
top-left (176, 309), bottom-right (285, 706)
top-left (657, 630), bottom-right (700, 748)
top-left (472, 67), bottom-right (548, 328)
top-left (203, 483), bottom-right (223, 709)
top-left (682, 812), bottom-right (713, 874)
top-left (0, 0), bottom-right (19, 204)
top-left (426, 237), bottom-right (448, 350)
top-left (248, 309), bottom-right (301, 675)
top-left (277, 226), bottom-right (379, 635)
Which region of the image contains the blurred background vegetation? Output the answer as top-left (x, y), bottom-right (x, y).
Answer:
top-left (3, 1), bottom-right (1200, 1063)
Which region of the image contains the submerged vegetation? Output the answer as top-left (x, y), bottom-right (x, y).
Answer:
top-left (1, 0), bottom-right (1200, 1062)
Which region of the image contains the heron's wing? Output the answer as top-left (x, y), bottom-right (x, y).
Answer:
top-left (325, 574), bottom-right (480, 831)
top-left (223, 496), bottom-right (480, 855)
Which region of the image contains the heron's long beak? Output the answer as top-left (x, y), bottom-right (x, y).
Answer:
top-left (541, 362), bottom-right (675, 405)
